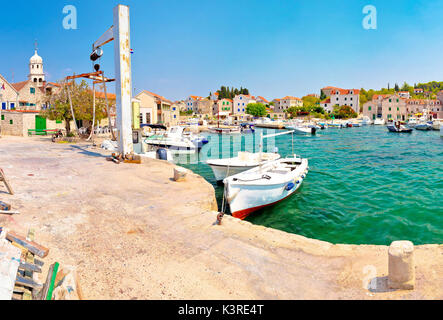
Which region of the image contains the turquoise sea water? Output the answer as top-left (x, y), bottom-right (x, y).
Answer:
top-left (177, 126), bottom-right (443, 245)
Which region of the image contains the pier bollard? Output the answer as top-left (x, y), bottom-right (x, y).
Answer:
top-left (388, 241), bottom-right (415, 290)
top-left (173, 167), bottom-right (188, 182)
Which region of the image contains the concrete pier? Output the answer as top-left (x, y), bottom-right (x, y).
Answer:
top-left (0, 136), bottom-right (442, 299)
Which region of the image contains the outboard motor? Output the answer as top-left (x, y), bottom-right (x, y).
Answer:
top-left (156, 148), bottom-right (168, 161)
top-left (311, 127), bottom-right (317, 135)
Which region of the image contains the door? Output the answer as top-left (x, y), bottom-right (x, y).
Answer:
top-left (35, 115), bottom-right (47, 130)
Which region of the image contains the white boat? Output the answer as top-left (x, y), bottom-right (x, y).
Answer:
top-left (286, 125), bottom-right (317, 135)
top-left (144, 126), bottom-right (200, 153)
top-left (406, 117), bottom-right (419, 128)
top-left (360, 116), bottom-right (372, 125)
top-left (207, 126), bottom-right (241, 134)
top-left (327, 121), bottom-right (344, 128)
top-left (223, 131), bottom-right (309, 220)
top-left (206, 151), bottom-right (281, 183)
top-left (432, 119), bottom-right (443, 130)
top-left (415, 122), bottom-right (433, 131)
top-left (374, 118), bottom-right (385, 125)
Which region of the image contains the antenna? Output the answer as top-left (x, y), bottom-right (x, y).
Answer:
top-left (34, 39), bottom-right (38, 52)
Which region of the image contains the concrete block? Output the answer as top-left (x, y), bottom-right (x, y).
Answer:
top-left (173, 167), bottom-right (188, 182)
top-left (388, 240), bottom-right (415, 290)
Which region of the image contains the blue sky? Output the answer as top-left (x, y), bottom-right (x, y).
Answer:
top-left (1, 0), bottom-right (442, 101)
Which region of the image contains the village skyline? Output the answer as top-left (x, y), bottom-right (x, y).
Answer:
top-left (0, 0), bottom-right (442, 102)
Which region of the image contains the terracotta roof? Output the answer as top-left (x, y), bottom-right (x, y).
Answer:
top-left (3, 109), bottom-right (39, 113)
top-left (46, 82), bottom-right (61, 87)
top-left (214, 92), bottom-right (219, 96)
top-left (321, 98), bottom-right (331, 104)
top-left (331, 89), bottom-right (360, 95)
top-left (321, 86), bottom-right (341, 90)
top-left (257, 96), bottom-right (269, 103)
top-left (281, 96), bottom-right (302, 101)
top-left (372, 94), bottom-right (391, 101)
top-left (11, 80), bottom-right (29, 91)
top-left (142, 90), bottom-right (172, 104)
top-left (189, 95), bottom-right (203, 101)
top-left (91, 90), bottom-right (116, 100)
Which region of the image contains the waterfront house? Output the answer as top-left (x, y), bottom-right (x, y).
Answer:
top-left (256, 96), bottom-right (269, 105)
top-left (233, 94), bottom-right (256, 115)
top-left (363, 94), bottom-right (406, 122)
top-left (185, 96), bottom-right (203, 113)
top-left (398, 91), bottom-right (410, 99)
top-left (0, 74), bottom-right (19, 112)
top-left (213, 98), bottom-right (233, 116)
top-left (321, 87), bottom-right (360, 114)
top-left (414, 88), bottom-right (424, 94)
top-left (406, 98), bottom-right (442, 120)
top-left (135, 90), bottom-right (179, 127)
top-left (274, 96), bottom-right (303, 113)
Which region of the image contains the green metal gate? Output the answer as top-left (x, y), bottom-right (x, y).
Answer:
top-left (35, 115), bottom-right (47, 130)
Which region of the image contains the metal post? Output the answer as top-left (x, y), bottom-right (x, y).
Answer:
top-left (113, 4), bottom-right (133, 155)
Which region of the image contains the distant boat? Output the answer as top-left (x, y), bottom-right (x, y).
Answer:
top-left (240, 123), bottom-right (256, 134)
top-left (207, 126), bottom-right (241, 134)
top-left (374, 118), bottom-right (385, 125)
top-left (387, 122), bottom-right (413, 133)
top-left (286, 125), bottom-right (317, 135)
top-left (206, 151), bottom-right (281, 183)
top-left (415, 122), bottom-right (433, 131)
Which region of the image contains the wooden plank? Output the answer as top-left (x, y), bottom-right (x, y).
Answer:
top-left (0, 210), bottom-right (19, 215)
top-left (15, 276), bottom-right (43, 290)
top-left (6, 231), bottom-right (49, 258)
top-left (13, 286), bottom-right (26, 293)
top-left (19, 261), bottom-right (42, 273)
top-left (39, 263), bottom-right (56, 300)
top-left (46, 262), bottom-right (59, 300)
top-left (0, 168), bottom-right (14, 195)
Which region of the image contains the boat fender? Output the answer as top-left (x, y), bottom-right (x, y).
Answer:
top-left (285, 182), bottom-right (295, 191)
top-left (296, 180), bottom-right (300, 184)
top-left (301, 175), bottom-right (305, 179)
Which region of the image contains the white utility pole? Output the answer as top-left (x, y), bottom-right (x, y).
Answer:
top-left (93, 4), bottom-right (133, 155)
top-left (113, 5), bottom-right (133, 155)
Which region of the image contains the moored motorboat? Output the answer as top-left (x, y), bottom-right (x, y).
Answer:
top-left (415, 122), bottom-right (433, 131)
top-left (207, 126), bottom-right (241, 134)
top-left (374, 118), bottom-right (385, 125)
top-left (206, 151), bottom-right (281, 183)
top-left (387, 121), bottom-right (413, 133)
top-left (223, 130), bottom-right (309, 220)
top-left (144, 126), bottom-right (200, 153)
top-left (286, 125), bottom-right (317, 135)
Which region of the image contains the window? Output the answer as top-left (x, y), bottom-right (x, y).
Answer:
top-left (368, 106), bottom-right (372, 111)
top-left (10, 103), bottom-right (15, 110)
top-left (389, 107), bottom-right (391, 111)
top-left (30, 88), bottom-right (35, 94)
top-left (397, 99), bottom-right (399, 102)
top-left (172, 107), bottom-right (176, 111)
top-left (9, 120), bottom-right (13, 124)
top-left (389, 99), bottom-right (392, 102)
top-left (174, 115), bottom-right (176, 118)
top-left (1, 115), bottom-right (4, 120)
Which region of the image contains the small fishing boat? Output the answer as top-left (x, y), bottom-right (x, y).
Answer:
top-left (223, 131), bottom-right (309, 220)
top-left (407, 117), bottom-right (419, 128)
top-left (327, 122), bottom-right (343, 128)
top-left (432, 119), bottom-right (443, 130)
top-left (374, 118), bottom-right (385, 125)
top-left (206, 151), bottom-right (281, 183)
top-left (286, 125), bottom-right (317, 135)
top-left (240, 123), bottom-right (256, 134)
top-left (207, 126), bottom-right (241, 134)
top-left (387, 121), bottom-right (413, 133)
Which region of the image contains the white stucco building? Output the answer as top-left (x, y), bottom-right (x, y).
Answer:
top-left (233, 94), bottom-right (256, 115)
